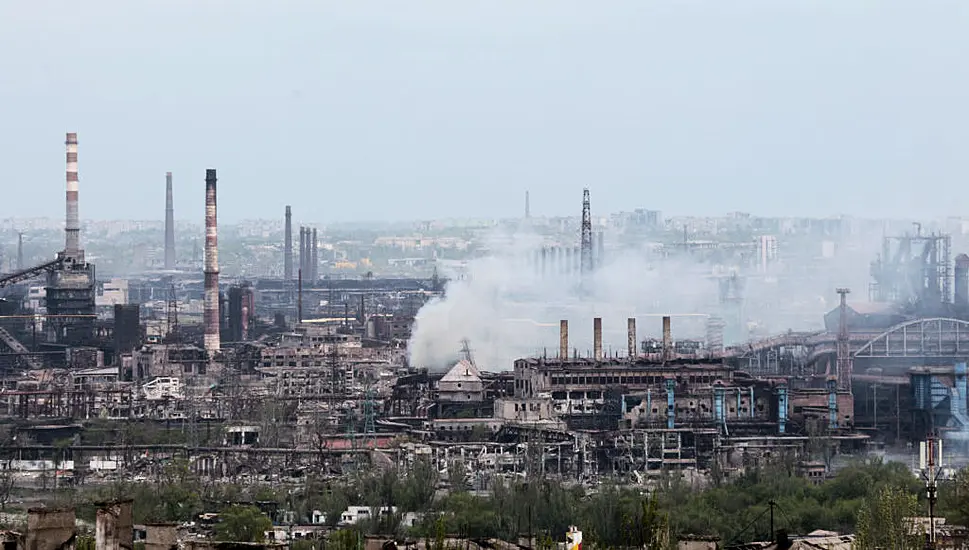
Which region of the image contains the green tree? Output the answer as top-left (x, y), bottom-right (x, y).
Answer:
top-left (399, 457), bottom-right (437, 512)
top-left (448, 460), bottom-right (468, 492)
top-left (214, 505), bottom-right (272, 543)
top-left (638, 493), bottom-right (670, 550)
top-left (854, 486), bottom-right (921, 550)
top-left (329, 528), bottom-right (362, 550)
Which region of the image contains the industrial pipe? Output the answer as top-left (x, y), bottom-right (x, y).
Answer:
top-left (627, 317), bottom-right (637, 358)
top-left (559, 320), bottom-right (569, 360)
top-left (662, 315), bottom-right (672, 361)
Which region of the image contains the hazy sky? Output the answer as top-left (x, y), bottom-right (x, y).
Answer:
top-left (1, 1), bottom-right (968, 224)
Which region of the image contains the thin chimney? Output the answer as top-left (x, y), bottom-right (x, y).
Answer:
top-left (593, 317), bottom-right (602, 361)
top-left (203, 169), bottom-right (220, 353)
top-left (662, 315), bottom-right (672, 362)
top-left (284, 206), bottom-right (293, 281)
top-left (559, 320), bottom-right (569, 360)
top-left (164, 172), bottom-right (175, 270)
top-left (627, 317), bottom-right (637, 359)
top-left (300, 227), bottom-right (308, 280)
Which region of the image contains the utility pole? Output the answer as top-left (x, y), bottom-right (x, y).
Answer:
top-left (768, 499), bottom-right (776, 540)
top-left (921, 434), bottom-right (941, 550)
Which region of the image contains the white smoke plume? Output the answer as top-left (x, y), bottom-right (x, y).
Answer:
top-left (407, 226), bottom-right (876, 372)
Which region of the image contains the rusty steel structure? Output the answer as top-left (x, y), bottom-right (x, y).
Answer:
top-left (203, 168), bottom-right (220, 354)
top-left (837, 288), bottom-right (852, 393)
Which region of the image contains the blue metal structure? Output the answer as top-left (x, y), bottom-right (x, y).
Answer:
top-left (827, 378), bottom-right (838, 430)
top-left (666, 378), bottom-right (675, 429)
top-left (777, 384), bottom-right (788, 434)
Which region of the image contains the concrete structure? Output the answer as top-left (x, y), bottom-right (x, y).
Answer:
top-left (203, 169), bottom-right (220, 353)
top-left (438, 360), bottom-right (484, 402)
top-left (26, 507), bottom-right (75, 550)
top-left (95, 499), bottom-right (133, 550)
top-left (227, 284), bottom-right (255, 342)
top-left (144, 524), bottom-right (177, 550)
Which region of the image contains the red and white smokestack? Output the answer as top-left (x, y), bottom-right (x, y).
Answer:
top-left (204, 169), bottom-right (220, 353)
top-left (65, 132), bottom-right (81, 260)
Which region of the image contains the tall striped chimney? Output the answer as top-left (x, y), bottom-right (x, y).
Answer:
top-left (204, 169), bottom-right (220, 353)
top-left (64, 132), bottom-right (81, 260)
top-left (164, 172), bottom-right (175, 269)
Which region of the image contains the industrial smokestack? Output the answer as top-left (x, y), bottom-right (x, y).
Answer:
top-left (559, 320), bottom-right (569, 359)
top-left (284, 206), bottom-right (293, 281)
top-left (297, 268), bottom-right (303, 324)
top-left (298, 227), bottom-right (306, 277)
top-left (203, 169), bottom-right (220, 353)
top-left (164, 172), bottom-right (175, 270)
top-left (662, 316), bottom-right (672, 361)
top-left (525, 190), bottom-right (530, 219)
top-left (16, 232), bottom-right (23, 271)
top-left (593, 317), bottom-right (602, 361)
top-left (64, 132), bottom-right (81, 260)
top-left (627, 317), bottom-right (637, 358)
top-left (311, 228), bottom-right (318, 282)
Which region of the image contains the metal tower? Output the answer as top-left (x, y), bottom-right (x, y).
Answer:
top-left (166, 280), bottom-right (179, 343)
top-left (836, 288), bottom-right (852, 393)
top-left (363, 384), bottom-right (376, 448)
top-left (580, 188), bottom-right (593, 274)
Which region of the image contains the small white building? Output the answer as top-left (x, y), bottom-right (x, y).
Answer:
top-left (339, 506), bottom-right (397, 526)
top-left (96, 278), bottom-right (129, 307)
